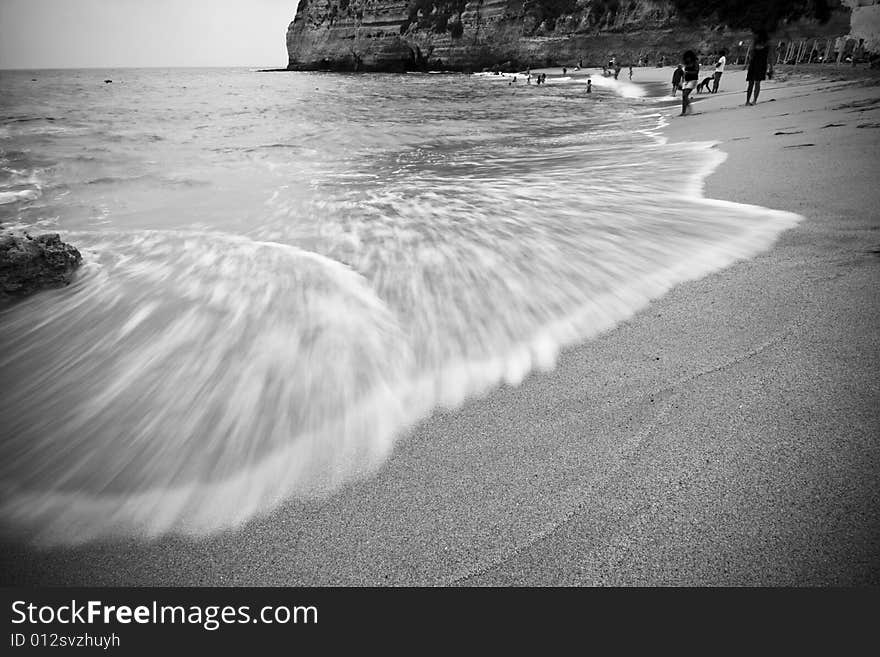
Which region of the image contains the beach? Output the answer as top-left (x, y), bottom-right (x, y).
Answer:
top-left (1, 65), bottom-right (878, 585)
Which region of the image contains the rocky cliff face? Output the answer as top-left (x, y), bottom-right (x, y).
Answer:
top-left (845, 0), bottom-right (880, 53)
top-left (286, 0), bottom-right (854, 71)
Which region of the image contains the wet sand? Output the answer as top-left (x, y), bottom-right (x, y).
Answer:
top-left (2, 66), bottom-right (878, 586)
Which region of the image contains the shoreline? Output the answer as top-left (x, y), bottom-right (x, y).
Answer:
top-left (2, 67), bottom-right (878, 585)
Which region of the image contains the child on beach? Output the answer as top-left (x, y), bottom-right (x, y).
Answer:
top-left (680, 51), bottom-right (699, 115)
top-left (671, 64), bottom-right (684, 96)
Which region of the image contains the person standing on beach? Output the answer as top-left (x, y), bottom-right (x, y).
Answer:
top-left (745, 30), bottom-right (772, 105)
top-left (671, 64), bottom-right (684, 96)
top-left (712, 49), bottom-right (726, 93)
top-left (680, 51), bottom-right (699, 115)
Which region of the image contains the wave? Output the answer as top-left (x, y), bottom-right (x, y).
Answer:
top-left (0, 188), bottom-right (40, 205)
top-left (0, 90), bottom-right (803, 545)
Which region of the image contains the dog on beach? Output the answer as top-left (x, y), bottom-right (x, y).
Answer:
top-left (696, 76), bottom-right (715, 94)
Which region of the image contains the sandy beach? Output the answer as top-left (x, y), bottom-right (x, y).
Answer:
top-left (2, 65), bottom-right (878, 586)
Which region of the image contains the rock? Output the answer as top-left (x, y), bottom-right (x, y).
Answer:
top-left (0, 232), bottom-right (83, 303)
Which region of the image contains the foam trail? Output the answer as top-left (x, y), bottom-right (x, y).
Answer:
top-left (0, 148), bottom-right (800, 545)
top-left (0, 189), bottom-right (39, 204)
top-left (581, 75), bottom-right (646, 98)
top-left (0, 71), bottom-right (802, 545)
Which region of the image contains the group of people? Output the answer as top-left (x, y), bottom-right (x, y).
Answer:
top-left (602, 56), bottom-right (622, 79)
top-left (508, 71), bottom-right (548, 86)
top-left (673, 29), bottom-right (774, 116)
top-left (505, 29), bottom-right (774, 110)
top-left (531, 72), bottom-right (548, 85)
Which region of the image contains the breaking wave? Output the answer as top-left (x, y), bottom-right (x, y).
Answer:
top-left (0, 69), bottom-right (801, 544)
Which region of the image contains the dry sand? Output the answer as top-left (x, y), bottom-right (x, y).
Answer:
top-left (2, 65), bottom-right (878, 586)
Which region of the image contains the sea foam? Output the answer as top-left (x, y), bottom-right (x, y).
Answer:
top-left (0, 68), bottom-right (801, 544)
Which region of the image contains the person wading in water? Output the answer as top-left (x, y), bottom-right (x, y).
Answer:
top-left (680, 50), bottom-right (699, 115)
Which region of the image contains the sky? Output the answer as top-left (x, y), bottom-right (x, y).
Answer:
top-left (0, 0), bottom-right (300, 69)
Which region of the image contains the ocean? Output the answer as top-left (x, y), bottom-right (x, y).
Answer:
top-left (0, 67), bottom-right (800, 544)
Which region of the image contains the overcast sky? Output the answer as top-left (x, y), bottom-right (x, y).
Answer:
top-left (0, 0), bottom-right (300, 69)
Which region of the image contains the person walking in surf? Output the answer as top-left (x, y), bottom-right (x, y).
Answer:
top-left (680, 51), bottom-right (699, 115)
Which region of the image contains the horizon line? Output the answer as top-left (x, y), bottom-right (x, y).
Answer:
top-left (0, 64), bottom-right (288, 71)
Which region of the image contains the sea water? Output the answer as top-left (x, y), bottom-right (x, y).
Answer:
top-left (0, 68), bottom-right (800, 544)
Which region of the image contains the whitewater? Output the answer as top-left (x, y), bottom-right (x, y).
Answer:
top-left (0, 68), bottom-right (800, 544)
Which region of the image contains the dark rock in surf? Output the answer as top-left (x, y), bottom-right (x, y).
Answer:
top-left (0, 232), bottom-right (83, 303)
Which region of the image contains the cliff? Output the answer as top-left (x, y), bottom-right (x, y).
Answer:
top-left (286, 0), bottom-right (857, 71)
top-left (845, 0), bottom-right (880, 53)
